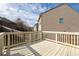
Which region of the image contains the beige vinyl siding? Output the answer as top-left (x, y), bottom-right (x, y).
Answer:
top-left (40, 4), bottom-right (79, 32)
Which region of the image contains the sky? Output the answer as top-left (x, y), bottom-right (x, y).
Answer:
top-left (0, 3), bottom-right (79, 27)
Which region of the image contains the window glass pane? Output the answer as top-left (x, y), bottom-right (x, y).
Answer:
top-left (59, 18), bottom-right (64, 24)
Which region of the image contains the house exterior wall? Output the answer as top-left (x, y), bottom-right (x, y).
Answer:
top-left (39, 4), bottom-right (79, 32)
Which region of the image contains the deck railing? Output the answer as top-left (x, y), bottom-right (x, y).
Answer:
top-left (0, 31), bottom-right (42, 55)
top-left (43, 31), bottom-right (79, 48)
top-left (1, 31), bottom-right (79, 55)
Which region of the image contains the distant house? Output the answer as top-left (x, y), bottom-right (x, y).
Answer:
top-left (0, 17), bottom-right (17, 29)
top-left (0, 17), bottom-right (33, 32)
top-left (34, 4), bottom-right (79, 32)
top-left (0, 17), bottom-right (18, 32)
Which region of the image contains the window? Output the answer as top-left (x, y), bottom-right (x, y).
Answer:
top-left (59, 18), bottom-right (64, 24)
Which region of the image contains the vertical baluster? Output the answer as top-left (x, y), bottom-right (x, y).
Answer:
top-left (34, 32), bottom-right (35, 41)
top-left (6, 35), bottom-right (8, 46)
top-left (67, 34), bottom-right (69, 44)
top-left (61, 34), bottom-right (63, 42)
top-left (69, 34), bottom-right (71, 44)
top-left (16, 33), bottom-right (18, 44)
top-left (71, 35), bottom-right (72, 45)
top-left (63, 34), bottom-right (64, 43)
top-left (60, 34), bottom-right (61, 42)
top-left (7, 34), bottom-right (10, 47)
top-left (21, 33), bottom-right (22, 43)
top-left (14, 34), bottom-right (16, 44)
top-left (13, 34), bottom-right (14, 45)
top-left (16, 33), bottom-right (17, 44)
top-left (18, 33), bottom-right (21, 43)
top-left (62, 34), bottom-right (63, 42)
top-left (59, 34), bottom-right (60, 42)
top-left (21, 33), bottom-right (23, 43)
top-left (38, 32), bottom-right (42, 40)
top-left (62, 34), bottom-right (64, 42)
top-left (20, 33), bottom-right (22, 43)
top-left (6, 34), bottom-right (10, 55)
top-left (18, 33), bottom-right (20, 43)
top-left (62, 34), bottom-right (64, 43)
top-left (22, 33), bottom-right (24, 42)
top-left (4, 34), bottom-right (6, 46)
top-left (58, 34), bottom-right (59, 42)
top-left (32, 32), bottom-right (33, 42)
top-left (25, 33), bottom-right (27, 44)
top-left (75, 35), bottom-right (77, 45)
top-left (20, 33), bottom-right (21, 43)
top-left (24, 33), bottom-right (26, 42)
top-left (13, 34), bottom-right (15, 44)
top-left (66, 34), bottom-right (67, 44)
top-left (64, 34), bottom-right (65, 43)
top-left (74, 35), bottom-right (75, 45)
top-left (34, 32), bottom-right (36, 41)
top-left (23, 33), bottom-right (24, 42)
top-left (57, 34), bottom-right (59, 42)
top-left (19, 33), bottom-right (21, 43)
top-left (59, 34), bottom-right (61, 42)
top-left (29, 32), bottom-right (31, 44)
top-left (77, 35), bottom-right (79, 46)
top-left (12, 34), bottom-right (13, 45)
top-left (65, 34), bottom-right (66, 43)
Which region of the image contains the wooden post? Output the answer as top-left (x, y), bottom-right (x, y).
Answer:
top-left (56, 33), bottom-right (57, 43)
top-left (0, 34), bottom-right (4, 56)
top-left (6, 34), bottom-right (10, 56)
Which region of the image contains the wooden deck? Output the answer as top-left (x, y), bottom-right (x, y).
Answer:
top-left (10, 39), bottom-right (79, 56)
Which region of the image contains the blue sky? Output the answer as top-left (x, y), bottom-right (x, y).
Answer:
top-left (0, 3), bottom-right (79, 27)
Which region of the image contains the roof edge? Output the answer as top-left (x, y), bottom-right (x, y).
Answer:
top-left (40, 3), bottom-right (67, 15)
top-left (38, 3), bottom-right (79, 22)
top-left (38, 3), bottom-right (66, 22)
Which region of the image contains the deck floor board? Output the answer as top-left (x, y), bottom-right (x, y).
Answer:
top-left (10, 40), bottom-right (79, 56)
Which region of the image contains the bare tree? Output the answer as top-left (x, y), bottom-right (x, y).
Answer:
top-left (15, 18), bottom-right (25, 31)
top-left (15, 18), bottom-right (33, 31)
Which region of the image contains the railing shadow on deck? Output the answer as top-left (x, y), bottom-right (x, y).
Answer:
top-left (7, 53), bottom-right (24, 56)
top-left (26, 45), bottom-right (41, 56)
top-left (10, 40), bottom-right (45, 56)
top-left (8, 40), bottom-right (44, 56)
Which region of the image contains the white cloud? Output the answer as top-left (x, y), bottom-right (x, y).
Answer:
top-left (0, 3), bottom-right (58, 27)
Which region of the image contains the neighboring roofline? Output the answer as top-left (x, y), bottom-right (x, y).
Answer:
top-left (41, 3), bottom-right (65, 15)
top-left (38, 3), bottom-right (65, 22)
top-left (38, 3), bottom-right (79, 22)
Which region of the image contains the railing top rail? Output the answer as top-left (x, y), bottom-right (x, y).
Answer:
top-left (2, 31), bottom-right (42, 35)
top-left (43, 31), bottom-right (79, 35)
top-left (0, 33), bottom-right (5, 36)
